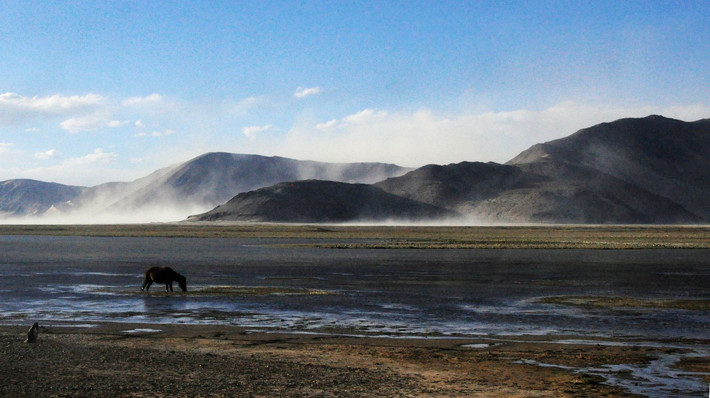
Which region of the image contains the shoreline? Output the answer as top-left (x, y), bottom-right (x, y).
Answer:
top-left (0, 223), bottom-right (709, 249)
top-left (2, 322), bottom-right (708, 397)
top-left (2, 227), bottom-right (708, 396)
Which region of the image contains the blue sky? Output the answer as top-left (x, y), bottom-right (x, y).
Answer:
top-left (1, 1), bottom-right (708, 185)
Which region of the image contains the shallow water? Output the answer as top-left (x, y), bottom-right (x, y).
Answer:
top-left (2, 235), bottom-right (709, 337)
top-left (1, 235), bottom-right (709, 396)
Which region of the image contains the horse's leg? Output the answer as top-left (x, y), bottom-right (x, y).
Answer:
top-left (168, 282), bottom-right (174, 292)
top-left (143, 279), bottom-right (153, 291)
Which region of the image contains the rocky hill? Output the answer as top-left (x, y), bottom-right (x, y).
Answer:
top-left (189, 180), bottom-right (454, 223)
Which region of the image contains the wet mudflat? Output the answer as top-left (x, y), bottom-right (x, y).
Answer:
top-left (0, 230), bottom-right (708, 397)
top-left (1, 235), bottom-right (708, 338)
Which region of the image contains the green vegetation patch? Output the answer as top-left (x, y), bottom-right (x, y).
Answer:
top-left (187, 285), bottom-right (330, 296)
top-left (540, 296), bottom-right (710, 311)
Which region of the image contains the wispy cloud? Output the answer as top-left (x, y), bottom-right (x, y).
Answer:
top-left (294, 86), bottom-right (321, 98)
top-left (122, 93), bottom-right (163, 106)
top-left (242, 124), bottom-right (274, 140)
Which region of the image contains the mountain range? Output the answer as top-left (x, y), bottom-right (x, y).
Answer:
top-left (0, 154), bottom-right (409, 223)
top-left (190, 115), bottom-right (709, 224)
top-left (2, 115), bottom-right (709, 224)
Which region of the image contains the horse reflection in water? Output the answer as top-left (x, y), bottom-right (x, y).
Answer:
top-left (142, 267), bottom-right (187, 292)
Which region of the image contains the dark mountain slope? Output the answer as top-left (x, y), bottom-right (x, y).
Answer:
top-left (507, 115), bottom-right (710, 220)
top-left (373, 157), bottom-right (699, 224)
top-left (0, 179), bottom-right (84, 217)
top-left (475, 160), bottom-right (700, 223)
top-left (189, 180), bottom-right (454, 223)
top-left (375, 161), bottom-right (546, 208)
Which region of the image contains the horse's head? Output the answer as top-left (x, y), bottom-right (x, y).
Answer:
top-left (177, 275), bottom-right (187, 292)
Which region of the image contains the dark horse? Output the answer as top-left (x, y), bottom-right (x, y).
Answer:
top-left (142, 267), bottom-right (187, 292)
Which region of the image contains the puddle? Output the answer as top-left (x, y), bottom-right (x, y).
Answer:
top-left (91, 285), bottom-right (333, 297)
top-left (122, 328), bottom-right (163, 334)
top-left (461, 343), bottom-right (496, 349)
top-left (516, 344), bottom-right (710, 398)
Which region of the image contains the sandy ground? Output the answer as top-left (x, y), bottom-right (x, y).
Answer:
top-left (4, 323), bottom-right (704, 397)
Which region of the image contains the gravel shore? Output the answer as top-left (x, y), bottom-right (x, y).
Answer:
top-left (2, 322), bottom-right (692, 397)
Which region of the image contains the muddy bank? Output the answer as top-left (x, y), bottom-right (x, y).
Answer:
top-left (5, 323), bottom-right (706, 397)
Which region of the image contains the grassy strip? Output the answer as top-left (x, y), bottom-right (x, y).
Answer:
top-left (540, 296), bottom-right (710, 311)
top-left (0, 224), bottom-right (709, 249)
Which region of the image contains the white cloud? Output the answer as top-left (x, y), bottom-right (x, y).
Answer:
top-left (0, 92), bottom-right (105, 126)
top-left (135, 120), bottom-right (145, 128)
top-left (316, 119), bottom-right (338, 131)
top-left (342, 108), bottom-right (387, 124)
top-left (122, 93), bottom-right (163, 106)
top-left (60, 113), bottom-right (113, 133)
top-left (0, 142), bottom-right (13, 154)
top-left (64, 148), bottom-right (117, 166)
top-left (277, 102), bottom-right (710, 167)
top-left (135, 129), bottom-right (175, 138)
top-left (0, 142), bottom-right (24, 165)
top-left (313, 109), bottom-right (388, 132)
top-left (108, 120), bottom-right (130, 128)
top-left (294, 86), bottom-right (321, 98)
top-left (0, 92), bottom-right (105, 113)
top-left (228, 96), bottom-right (263, 115)
top-left (34, 149), bottom-right (57, 160)
top-left (25, 127), bottom-right (41, 132)
top-left (242, 124), bottom-right (274, 140)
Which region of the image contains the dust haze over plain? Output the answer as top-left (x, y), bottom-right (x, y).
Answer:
top-left (1, 3), bottom-right (709, 224)
top-left (0, 153), bottom-right (414, 224)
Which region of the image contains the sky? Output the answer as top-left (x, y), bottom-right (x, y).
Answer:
top-left (1, 0), bottom-right (709, 186)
